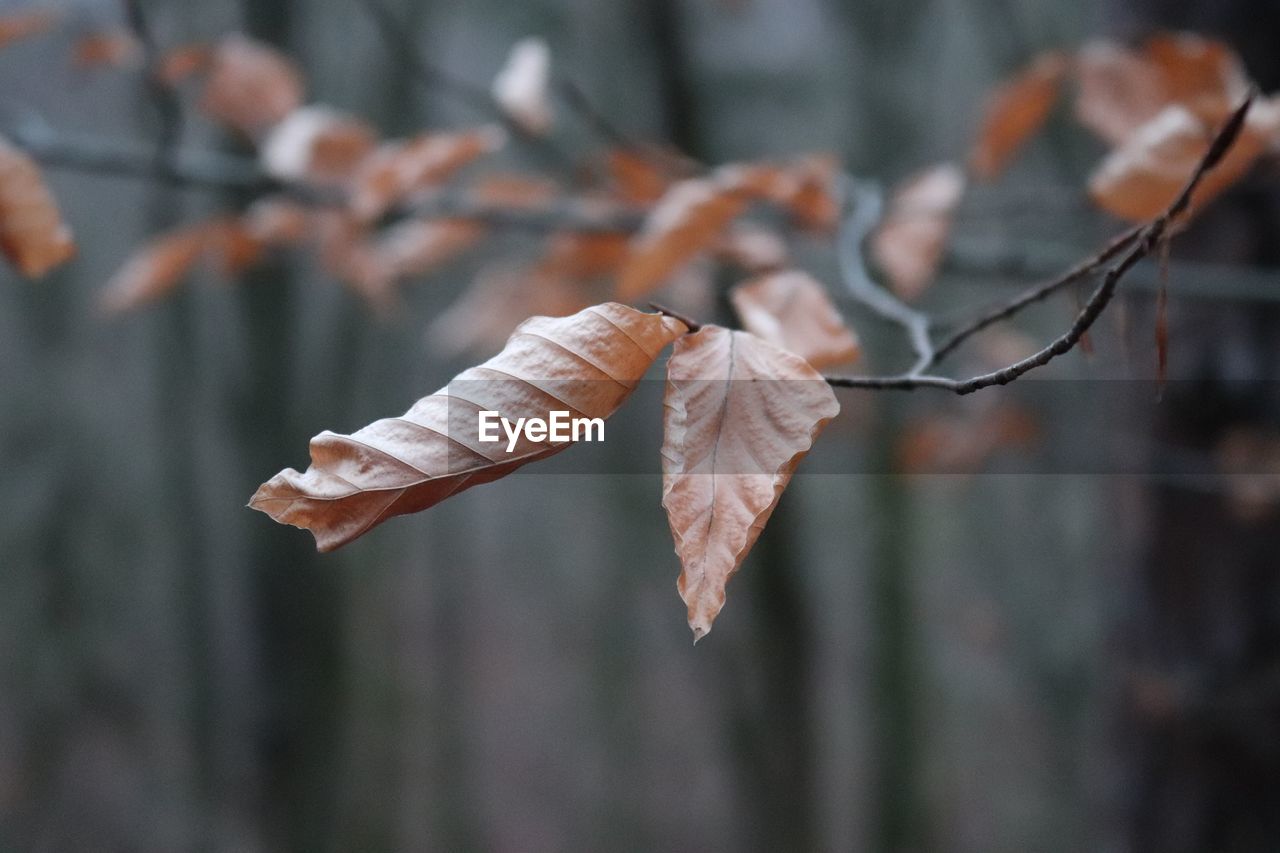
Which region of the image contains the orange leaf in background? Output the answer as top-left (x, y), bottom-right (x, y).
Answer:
top-left (0, 8), bottom-right (59, 51)
top-left (1088, 104), bottom-right (1268, 222)
top-left (617, 170), bottom-right (760, 301)
top-left (1075, 34), bottom-right (1249, 146)
top-left (0, 137), bottom-right (75, 278)
top-left (260, 106), bottom-right (378, 186)
top-left (200, 34), bottom-right (304, 138)
top-left (98, 224), bottom-right (214, 314)
top-left (73, 30), bottom-right (140, 69)
top-left (350, 127), bottom-right (506, 222)
top-left (730, 270), bottom-right (860, 369)
top-left (870, 162), bottom-right (965, 300)
top-left (491, 37), bottom-right (554, 135)
top-left (99, 218), bottom-right (278, 313)
top-left (535, 231), bottom-right (630, 281)
top-left (1143, 33), bottom-right (1249, 124)
top-left (752, 154), bottom-right (841, 232)
top-left (897, 401), bottom-right (1038, 475)
top-left (469, 172), bottom-right (558, 208)
top-left (661, 326), bottom-right (839, 641)
top-left (157, 43), bottom-right (213, 87)
top-left (714, 223), bottom-right (788, 273)
top-left (252, 303), bottom-right (687, 551)
top-left (1074, 40), bottom-right (1167, 146)
top-left (370, 218), bottom-right (485, 282)
top-left (607, 149), bottom-right (675, 205)
top-left (426, 263), bottom-right (597, 357)
top-left (970, 52), bottom-right (1068, 180)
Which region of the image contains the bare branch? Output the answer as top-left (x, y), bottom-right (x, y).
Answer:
top-left (836, 175), bottom-right (936, 375)
top-left (825, 93), bottom-right (1256, 394)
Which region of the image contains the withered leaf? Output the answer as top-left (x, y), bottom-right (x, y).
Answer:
top-left (260, 106), bottom-right (378, 186)
top-left (252, 303), bottom-right (687, 551)
top-left (661, 326), bottom-right (839, 641)
top-left (0, 136), bottom-right (75, 277)
top-left (870, 162), bottom-right (965, 300)
top-left (1075, 34), bottom-right (1250, 146)
top-left (0, 8), bottom-right (59, 51)
top-left (617, 171), bottom-right (755, 301)
top-left (1088, 103), bottom-right (1267, 222)
top-left (350, 127), bottom-right (505, 223)
top-left (200, 34), bottom-right (304, 138)
top-left (730, 270), bottom-right (860, 369)
top-left (970, 52), bottom-right (1068, 180)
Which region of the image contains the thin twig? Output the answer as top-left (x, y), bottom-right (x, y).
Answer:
top-left (929, 223), bottom-right (1143, 365)
top-left (649, 301), bottom-right (702, 332)
top-left (826, 93), bottom-right (1255, 394)
top-left (836, 175), bottom-right (936, 375)
top-left (353, 0), bottom-right (577, 176)
top-left (122, 0), bottom-right (183, 171)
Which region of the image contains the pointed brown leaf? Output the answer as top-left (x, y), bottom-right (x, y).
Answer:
top-left (661, 326), bottom-right (839, 640)
top-left (98, 223), bottom-right (213, 314)
top-left (252, 303), bottom-right (687, 550)
top-left (0, 136), bottom-right (74, 277)
top-left (970, 52), bottom-right (1068, 180)
top-left (730, 270), bottom-right (860, 369)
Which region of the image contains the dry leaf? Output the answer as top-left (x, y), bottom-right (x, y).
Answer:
top-left (753, 154), bottom-right (841, 232)
top-left (371, 218), bottom-right (485, 281)
top-left (252, 303), bottom-right (687, 551)
top-left (1143, 33), bottom-right (1249, 124)
top-left (98, 224), bottom-right (213, 314)
top-left (157, 43), bottom-right (213, 87)
top-left (661, 326), bottom-right (839, 640)
top-left (1074, 40), bottom-right (1167, 146)
top-left (897, 401), bottom-right (1038, 474)
top-left (617, 171), bottom-right (756, 301)
top-left (350, 127), bottom-right (506, 222)
top-left (730, 271), bottom-right (859, 369)
top-left (73, 30), bottom-right (141, 69)
top-left (970, 52), bottom-right (1068, 180)
top-left (1075, 34), bottom-right (1250, 146)
top-left (535, 231), bottom-right (630, 281)
top-left (469, 172), bottom-right (558, 208)
top-left (714, 223), bottom-right (789, 273)
top-left (607, 149), bottom-right (674, 205)
top-left (200, 34), bottom-right (304, 138)
top-left (871, 163), bottom-right (965, 300)
top-left (491, 37), bottom-right (553, 135)
top-left (260, 105), bottom-right (377, 186)
top-left (0, 136), bottom-right (75, 277)
top-left (0, 8), bottom-right (59, 51)
top-left (1088, 103), bottom-right (1265, 222)
top-left (98, 219), bottom-right (269, 313)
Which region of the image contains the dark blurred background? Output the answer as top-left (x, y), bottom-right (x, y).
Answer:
top-left (2, 0), bottom-right (1279, 850)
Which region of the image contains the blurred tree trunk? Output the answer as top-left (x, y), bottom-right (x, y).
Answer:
top-left (1106, 3), bottom-right (1280, 850)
